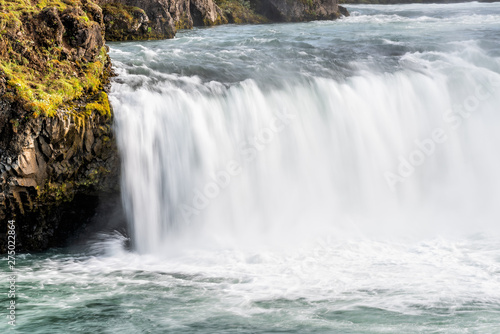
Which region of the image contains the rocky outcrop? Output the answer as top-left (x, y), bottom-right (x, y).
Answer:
top-left (252, 0), bottom-right (341, 22)
top-left (99, 0), bottom-right (345, 41)
top-left (98, 0), bottom-right (227, 40)
top-left (0, 100), bottom-right (119, 252)
top-left (0, 0), bottom-right (120, 252)
top-left (101, 3), bottom-right (158, 41)
top-left (99, 0), bottom-right (176, 39)
top-left (338, 5), bottom-right (349, 16)
top-left (215, 0), bottom-right (268, 23)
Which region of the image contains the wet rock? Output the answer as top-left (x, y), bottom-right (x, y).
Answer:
top-left (339, 5), bottom-right (349, 17)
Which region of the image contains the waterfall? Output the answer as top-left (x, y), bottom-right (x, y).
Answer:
top-left (110, 27), bottom-right (500, 254)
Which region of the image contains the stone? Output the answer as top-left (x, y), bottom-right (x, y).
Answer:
top-left (252, 0), bottom-right (341, 22)
top-left (18, 148), bottom-right (38, 176)
top-left (15, 178), bottom-right (38, 188)
top-left (61, 6), bottom-right (104, 62)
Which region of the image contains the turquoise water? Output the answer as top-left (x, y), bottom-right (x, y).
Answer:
top-left (3, 3), bottom-right (500, 333)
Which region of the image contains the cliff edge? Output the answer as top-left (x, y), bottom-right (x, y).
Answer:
top-left (0, 0), bottom-right (119, 252)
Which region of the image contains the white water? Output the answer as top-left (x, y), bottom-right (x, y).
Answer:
top-left (113, 49), bottom-right (500, 254)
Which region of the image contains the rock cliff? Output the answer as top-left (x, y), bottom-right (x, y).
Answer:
top-left (0, 0), bottom-right (119, 252)
top-left (253, 0), bottom-right (341, 22)
top-left (98, 0), bottom-right (227, 40)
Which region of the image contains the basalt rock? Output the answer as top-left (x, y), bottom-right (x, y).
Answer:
top-left (98, 0), bottom-right (227, 41)
top-left (99, 0), bottom-right (176, 39)
top-left (0, 0), bottom-right (120, 252)
top-left (339, 5), bottom-right (349, 16)
top-left (101, 3), bottom-right (154, 41)
top-left (215, 0), bottom-right (268, 23)
top-left (61, 7), bottom-right (105, 61)
top-left (0, 99), bottom-right (120, 252)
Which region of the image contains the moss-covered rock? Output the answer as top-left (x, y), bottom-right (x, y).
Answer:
top-left (97, 0), bottom-right (177, 40)
top-left (215, 0), bottom-right (268, 23)
top-left (97, 0), bottom-right (227, 41)
top-left (101, 2), bottom-right (173, 40)
top-left (0, 0), bottom-right (119, 252)
top-left (0, 0), bottom-right (110, 117)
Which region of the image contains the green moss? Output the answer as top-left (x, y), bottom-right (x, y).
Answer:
top-left (85, 91), bottom-right (111, 117)
top-left (215, 0), bottom-right (268, 24)
top-left (299, 0), bottom-right (314, 8)
top-left (175, 13), bottom-right (191, 30)
top-left (37, 182), bottom-right (74, 203)
top-left (0, 1), bottom-right (110, 117)
top-left (0, 0), bottom-right (78, 20)
top-left (101, 3), bottom-right (136, 22)
top-left (0, 47), bottom-right (107, 117)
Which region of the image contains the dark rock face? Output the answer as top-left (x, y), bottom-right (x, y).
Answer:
top-left (0, 93), bottom-right (120, 252)
top-left (61, 7), bottom-right (105, 61)
top-left (101, 3), bottom-right (154, 41)
top-left (98, 0), bottom-right (226, 40)
top-left (34, 7), bottom-right (66, 48)
top-left (99, 0), bottom-right (176, 39)
top-left (215, 0), bottom-right (268, 24)
top-left (338, 5), bottom-right (349, 16)
top-left (252, 0), bottom-right (340, 22)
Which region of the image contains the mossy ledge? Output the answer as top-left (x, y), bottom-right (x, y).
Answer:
top-left (0, 0), bottom-right (120, 252)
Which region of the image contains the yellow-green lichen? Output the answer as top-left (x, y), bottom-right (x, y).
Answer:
top-left (85, 91), bottom-right (111, 117)
top-left (0, 0), bottom-right (110, 117)
top-left (175, 13), bottom-right (191, 30)
top-left (214, 0), bottom-right (268, 24)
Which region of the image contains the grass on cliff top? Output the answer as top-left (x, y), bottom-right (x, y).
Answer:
top-left (0, 50), bottom-right (106, 117)
top-left (0, 0), bottom-right (81, 19)
top-left (0, 0), bottom-right (106, 117)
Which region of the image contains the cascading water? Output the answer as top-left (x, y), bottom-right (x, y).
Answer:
top-left (111, 5), bottom-right (500, 254)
